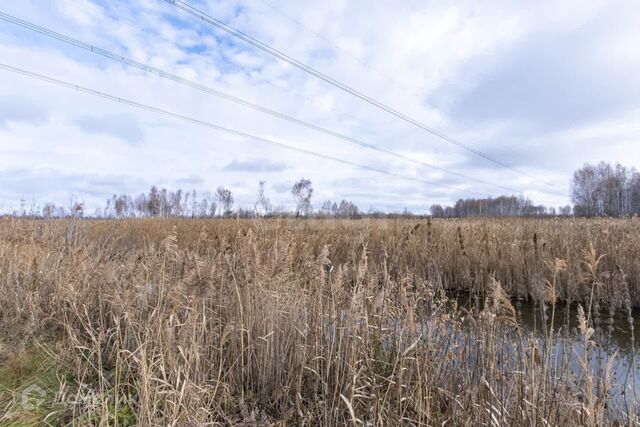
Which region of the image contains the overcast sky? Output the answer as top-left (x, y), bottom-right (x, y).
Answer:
top-left (1, 0), bottom-right (639, 213)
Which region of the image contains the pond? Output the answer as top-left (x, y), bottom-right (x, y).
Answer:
top-left (455, 293), bottom-right (640, 410)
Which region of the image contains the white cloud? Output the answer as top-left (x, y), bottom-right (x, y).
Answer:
top-left (0, 0), bottom-right (639, 213)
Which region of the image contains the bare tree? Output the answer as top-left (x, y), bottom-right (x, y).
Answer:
top-left (337, 200), bottom-right (359, 218)
top-left (572, 162), bottom-right (636, 217)
top-left (148, 186), bottom-right (161, 217)
top-left (321, 200), bottom-right (333, 216)
top-left (171, 189), bottom-right (183, 217)
top-left (291, 178), bottom-right (313, 217)
top-left (42, 203), bottom-right (56, 219)
top-left (71, 201), bottom-right (85, 218)
top-left (198, 198), bottom-right (209, 218)
top-left (159, 188), bottom-right (169, 217)
top-left (184, 191), bottom-right (191, 217)
top-left (216, 186), bottom-right (234, 217)
top-left (559, 205), bottom-right (572, 216)
top-left (191, 190), bottom-right (198, 218)
top-left (630, 172), bottom-right (640, 215)
top-left (254, 181), bottom-right (271, 217)
top-left (113, 194), bottom-right (132, 218)
top-left (430, 204), bottom-right (445, 218)
top-left (134, 194), bottom-right (148, 217)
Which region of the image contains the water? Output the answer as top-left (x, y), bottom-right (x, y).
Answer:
top-left (455, 293), bottom-right (640, 409)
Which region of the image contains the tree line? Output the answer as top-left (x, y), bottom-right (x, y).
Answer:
top-left (7, 162), bottom-right (640, 219)
top-left (100, 179), bottom-right (317, 219)
top-left (429, 195), bottom-right (572, 218)
top-left (571, 162), bottom-right (640, 217)
top-left (16, 178), bottom-right (364, 219)
top-left (429, 161), bottom-right (640, 218)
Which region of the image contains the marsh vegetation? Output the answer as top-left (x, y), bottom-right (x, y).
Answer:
top-left (1, 217), bottom-right (639, 425)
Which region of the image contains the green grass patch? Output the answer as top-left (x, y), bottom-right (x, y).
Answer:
top-left (0, 345), bottom-right (65, 426)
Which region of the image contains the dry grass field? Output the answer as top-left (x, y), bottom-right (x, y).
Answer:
top-left (1, 217), bottom-right (639, 425)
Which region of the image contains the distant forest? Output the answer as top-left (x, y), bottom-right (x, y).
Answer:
top-left (429, 196), bottom-right (571, 218)
top-left (570, 162), bottom-right (640, 217)
top-left (5, 162), bottom-right (640, 219)
top-left (430, 162), bottom-right (640, 218)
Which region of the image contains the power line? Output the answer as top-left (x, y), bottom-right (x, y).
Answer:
top-left (0, 62), bottom-right (496, 198)
top-left (0, 11), bottom-right (523, 194)
top-left (64, 0), bottom-right (351, 120)
top-left (163, 0), bottom-right (557, 189)
top-left (256, 0), bottom-right (552, 187)
top-left (257, 0), bottom-right (426, 101)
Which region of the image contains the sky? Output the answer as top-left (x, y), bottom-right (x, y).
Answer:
top-left (1, 0), bottom-right (640, 214)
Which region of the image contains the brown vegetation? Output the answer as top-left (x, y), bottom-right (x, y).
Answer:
top-left (0, 217), bottom-right (638, 425)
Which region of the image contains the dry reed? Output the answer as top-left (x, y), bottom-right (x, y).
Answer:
top-left (0, 217), bottom-right (638, 425)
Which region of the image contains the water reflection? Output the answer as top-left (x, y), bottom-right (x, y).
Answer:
top-left (454, 292), bottom-right (640, 408)
top-left (512, 300), bottom-right (640, 352)
top-left (453, 292), bottom-right (640, 351)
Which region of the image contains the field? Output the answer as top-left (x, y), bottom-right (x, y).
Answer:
top-left (1, 217), bottom-right (639, 425)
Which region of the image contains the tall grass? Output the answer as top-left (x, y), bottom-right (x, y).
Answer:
top-left (0, 217), bottom-right (638, 425)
